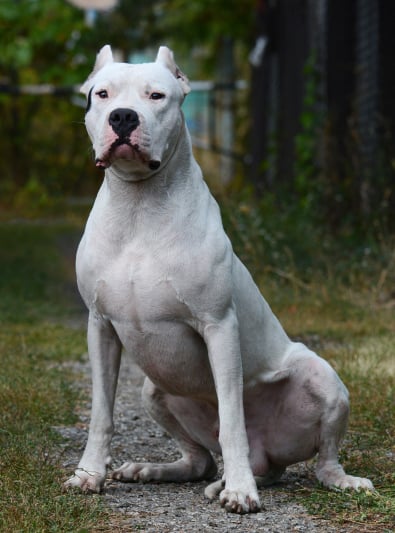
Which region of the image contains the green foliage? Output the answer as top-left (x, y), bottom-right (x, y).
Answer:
top-left (0, 0), bottom-right (86, 83)
top-left (220, 189), bottom-right (390, 288)
top-left (14, 177), bottom-right (52, 212)
top-left (79, 0), bottom-right (162, 57)
top-left (0, 92), bottom-right (99, 206)
top-left (294, 52), bottom-right (324, 218)
top-left (158, 0), bottom-right (255, 46)
top-left (0, 0), bottom-right (101, 203)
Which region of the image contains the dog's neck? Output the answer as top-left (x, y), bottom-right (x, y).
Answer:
top-left (90, 119), bottom-right (205, 242)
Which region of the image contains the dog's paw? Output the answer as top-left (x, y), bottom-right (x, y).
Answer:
top-left (331, 475), bottom-right (374, 491)
top-left (317, 464), bottom-right (375, 492)
top-left (112, 457), bottom-right (216, 483)
top-left (204, 479), bottom-right (225, 500)
top-left (63, 468), bottom-right (105, 493)
top-left (219, 486), bottom-right (261, 514)
top-left (111, 462), bottom-right (157, 482)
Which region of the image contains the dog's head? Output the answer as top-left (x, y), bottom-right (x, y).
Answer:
top-left (81, 45), bottom-right (190, 179)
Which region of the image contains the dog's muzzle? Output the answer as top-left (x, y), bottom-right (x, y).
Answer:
top-left (94, 108), bottom-right (161, 172)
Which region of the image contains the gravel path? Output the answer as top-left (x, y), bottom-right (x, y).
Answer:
top-left (57, 348), bottom-right (352, 532)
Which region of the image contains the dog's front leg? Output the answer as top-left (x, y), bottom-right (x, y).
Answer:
top-left (203, 311), bottom-right (260, 514)
top-left (64, 312), bottom-right (122, 493)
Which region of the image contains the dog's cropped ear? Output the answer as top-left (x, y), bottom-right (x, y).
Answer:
top-left (80, 45), bottom-right (114, 95)
top-left (155, 46), bottom-right (191, 96)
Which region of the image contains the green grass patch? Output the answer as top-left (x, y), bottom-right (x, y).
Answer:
top-left (0, 221), bottom-right (84, 323)
top-left (0, 220), bottom-right (109, 532)
top-left (273, 291), bottom-right (394, 531)
top-left (294, 366), bottom-right (394, 531)
top-left (296, 486), bottom-right (394, 531)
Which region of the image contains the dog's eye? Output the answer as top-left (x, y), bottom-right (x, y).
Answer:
top-left (96, 90), bottom-right (108, 99)
top-left (150, 92), bottom-right (165, 100)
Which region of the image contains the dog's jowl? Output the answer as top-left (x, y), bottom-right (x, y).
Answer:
top-left (64, 45), bottom-right (373, 514)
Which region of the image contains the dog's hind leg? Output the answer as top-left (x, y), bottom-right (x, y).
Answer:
top-left (315, 392), bottom-right (374, 491)
top-left (112, 377), bottom-right (217, 483)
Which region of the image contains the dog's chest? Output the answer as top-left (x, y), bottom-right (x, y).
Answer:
top-left (83, 242), bottom-right (193, 328)
top-left (79, 241), bottom-right (215, 395)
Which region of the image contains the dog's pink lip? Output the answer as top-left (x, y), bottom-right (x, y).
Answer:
top-left (112, 143), bottom-right (139, 160)
top-left (95, 158), bottom-right (108, 169)
top-left (95, 140), bottom-right (149, 169)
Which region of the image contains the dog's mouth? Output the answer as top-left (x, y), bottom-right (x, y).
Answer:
top-left (95, 138), bottom-right (160, 171)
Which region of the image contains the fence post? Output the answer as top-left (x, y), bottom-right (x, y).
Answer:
top-left (217, 37), bottom-right (235, 186)
top-left (356, 0), bottom-right (379, 217)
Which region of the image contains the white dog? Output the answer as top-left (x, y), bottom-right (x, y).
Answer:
top-left (65, 45), bottom-right (373, 513)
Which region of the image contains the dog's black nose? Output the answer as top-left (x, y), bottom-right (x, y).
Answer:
top-left (109, 108), bottom-right (140, 137)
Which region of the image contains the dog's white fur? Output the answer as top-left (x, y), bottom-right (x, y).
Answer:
top-left (64, 46), bottom-right (373, 513)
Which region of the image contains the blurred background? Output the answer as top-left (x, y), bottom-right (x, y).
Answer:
top-left (0, 0), bottom-right (394, 249)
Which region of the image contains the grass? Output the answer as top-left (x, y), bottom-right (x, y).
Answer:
top-left (293, 337), bottom-right (394, 531)
top-left (0, 219), bottom-right (109, 532)
top-left (0, 201), bottom-right (393, 531)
